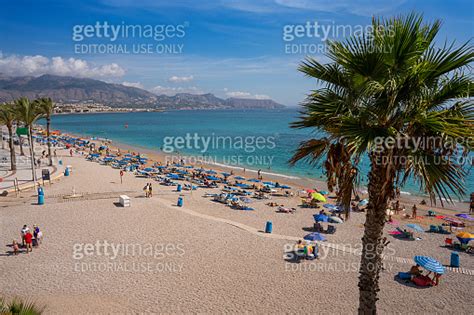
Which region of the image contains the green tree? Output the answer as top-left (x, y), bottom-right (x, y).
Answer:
top-left (0, 296), bottom-right (45, 314)
top-left (14, 97), bottom-right (42, 183)
top-left (292, 13), bottom-right (473, 314)
top-left (0, 103), bottom-right (17, 171)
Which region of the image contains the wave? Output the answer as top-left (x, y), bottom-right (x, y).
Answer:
top-left (208, 161), bottom-right (301, 180)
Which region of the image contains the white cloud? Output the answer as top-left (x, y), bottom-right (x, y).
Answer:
top-left (275, 0), bottom-right (406, 16)
top-left (226, 91), bottom-right (271, 99)
top-left (122, 81), bottom-right (144, 89)
top-left (150, 85), bottom-right (203, 96)
top-left (0, 52), bottom-right (125, 78)
top-left (168, 75), bottom-right (194, 83)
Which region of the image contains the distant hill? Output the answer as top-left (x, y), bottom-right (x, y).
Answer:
top-left (0, 74), bottom-right (285, 110)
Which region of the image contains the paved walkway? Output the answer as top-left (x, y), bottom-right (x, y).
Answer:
top-left (0, 147), bottom-right (63, 193)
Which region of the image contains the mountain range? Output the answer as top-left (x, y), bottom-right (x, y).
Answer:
top-left (0, 74), bottom-right (285, 110)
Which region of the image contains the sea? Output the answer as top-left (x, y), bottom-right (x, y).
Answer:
top-left (40, 108), bottom-right (473, 200)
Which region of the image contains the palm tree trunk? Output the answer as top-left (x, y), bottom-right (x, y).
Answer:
top-left (339, 164), bottom-right (355, 220)
top-left (357, 154), bottom-right (394, 314)
top-left (7, 124), bottom-right (16, 171)
top-left (46, 116), bottom-right (52, 166)
top-left (27, 125), bottom-right (37, 184)
top-left (19, 136), bottom-right (25, 156)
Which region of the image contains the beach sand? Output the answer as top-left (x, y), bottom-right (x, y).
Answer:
top-left (0, 145), bottom-right (473, 314)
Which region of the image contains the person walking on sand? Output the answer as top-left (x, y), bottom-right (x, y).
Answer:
top-left (143, 183), bottom-right (150, 198)
top-left (257, 169), bottom-right (261, 180)
top-left (24, 230), bottom-right (33, 253)
top-left (412, 204), bottom-right (417, 219)
top-left (12, 240), bottom-right (19, 255)
top-left (69, 148), bottom-right (73, 157)
top-left (21, 225), bottom-right (29, 246)
top-left (148, 183), bottom-right (153, 198)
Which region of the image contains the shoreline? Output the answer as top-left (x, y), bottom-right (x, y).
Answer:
top-left (42, 125), bottom-right (470, 213)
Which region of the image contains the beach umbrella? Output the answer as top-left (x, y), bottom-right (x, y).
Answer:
top-left (406, 224), bottom-right (424, 233)
top-left (248, 178), bottom-right (261, 183)
top-left (311, 192), bottom-right (326, 202)
top-left (443, 216), bottom-right (464, 226)
top-left (207, 176), bottom-right (219, 181)
top-left (358, 199), bottom-right (368, 206)
top-left (239, 197), bottom-right (253, 203)
top-left (313, 214), bottom-right (329, 222)
top-left (167, 173), bottom-right (180, 179)
top-left (279, 185), bottom-right (291, 189)
top-left (235, 183), bottom-right (251, 189)
top-left (413, 256), bottom-right (445, 275)
top-left (319, 190), bottom-right (329, 195)
top-left (143, 167), bottom-right (155, 172)
top-left (304, 232), bottom-right (326, 242)
top-left (234, 176), bottom-right (246, 180)
top-left (263, 181), bottom-right (274, 185)
top-left (329, 216), bottom-right (343, 224)
top-left (206, 170), bottom-right (217, 174)
top-left (221, 172), bottom-right (231, 177)
top-left (306, 189), bottom-right (315, 193)
top-left (455, 213), bottom-right (474, 221)
top-left (323, 204), bottom-right (337, 209)
top-left (456, 232), bottom-right (474, 244)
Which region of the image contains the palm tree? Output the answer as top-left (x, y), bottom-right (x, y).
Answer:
top-left (0, 103), bottom-right (17, 171)
top-left (36, 98), bottom-right (54, 166)
top-left (289, 61), bottom-right (361, 219)
top-left (292, 13), bottom-right (473, 314)
top-left (0, 296), bottom-right (45, 314)
top-left (14, 97), bottom-right (42, 183)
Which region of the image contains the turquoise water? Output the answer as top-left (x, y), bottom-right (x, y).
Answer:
top-left (41, 109), bottom-right (472, 199)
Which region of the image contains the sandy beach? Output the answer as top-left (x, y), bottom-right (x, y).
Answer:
top-left (0, 139), bottom-right (473, 314)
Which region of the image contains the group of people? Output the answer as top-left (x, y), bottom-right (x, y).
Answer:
top-left (409, 264), bottom-right (442, 286)
top-left (13, 224), bottom-right (43, 255)
top-left (143, 183), bottom-right (153, 198)
top-left (295, 240), bottom-right (318, 259)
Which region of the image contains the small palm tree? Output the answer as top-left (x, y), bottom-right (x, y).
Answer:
top-left (36, 98), bottom-right (54, 166)
top-left (14, 97), bottom-right (42, 182)
top-left (292, 13), bottom-right (473, 314)
top-left (0, 103), bottom-right (17, 171)
top-left (0, 296), bottom-right (45, 314)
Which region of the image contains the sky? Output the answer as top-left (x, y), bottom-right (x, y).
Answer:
top-left (0, 0), bottom-right (473, 106)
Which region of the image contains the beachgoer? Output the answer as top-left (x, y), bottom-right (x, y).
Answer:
top-left (33, 225), bottom-right (42, 246)
top-left (143, 184), bottom-right (150, 198)
top-left (257, 169), bottom-right (261, 179)
top-left (148, 183), bottom-right (153, 197)
top-left (69, 149), bottom-right (73, 157)
top-left (21, 225), bottom-right (29, 246)
top-left (12, 240), bottom-right (19, 255)
top-left (409, 264), bottom-right (422, 278)
top-left (412, 204), bottom-right (417, 219)
top-left (432, 273), bottom-right (441, 286)
top-left (24, 230), bottom-right (33, 253)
